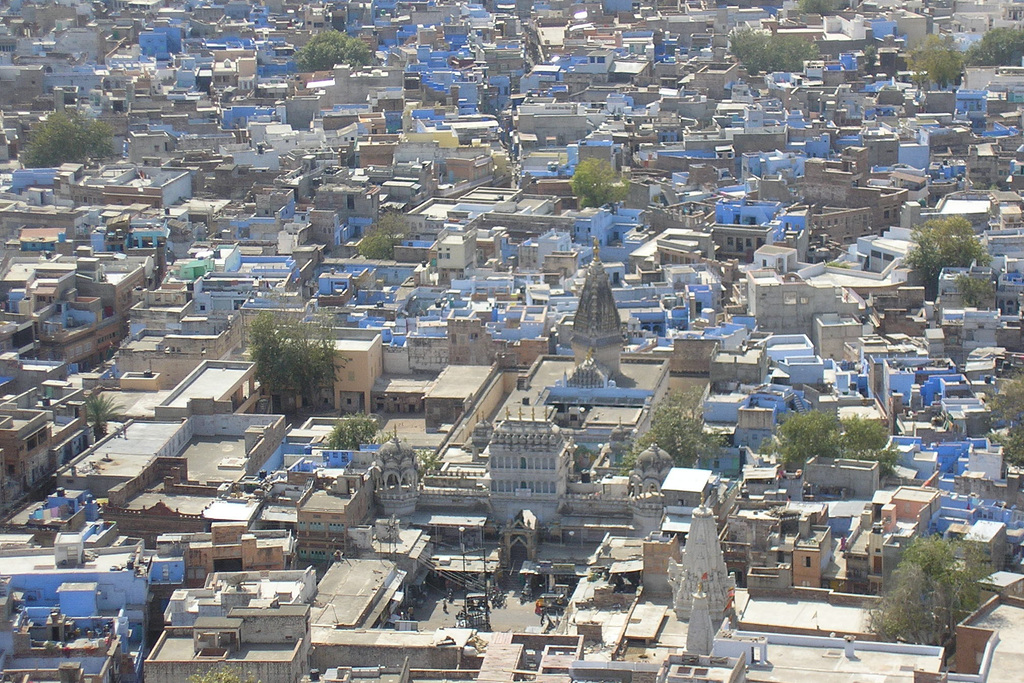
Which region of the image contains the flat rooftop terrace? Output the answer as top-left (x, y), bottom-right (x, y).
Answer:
top-left (149, 636), bottom-right (298, 663)
top-left (740, 633), bottom-right (943, 683)
top-left (736, 591), bottom-right (872, 636)
top-left (180, 435), bottom-right (248, 483)
top-left (164, 364), bottom-right (251, 408)
top-left (969, 601), bottom-right (1024, 683)
top-left (68, 421), bottom-right (185, 481)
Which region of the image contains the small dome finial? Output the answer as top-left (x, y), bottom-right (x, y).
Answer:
top-left (593, 237), bottom-right (600, 260)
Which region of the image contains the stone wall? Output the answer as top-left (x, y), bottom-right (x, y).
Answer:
top-left (670, 337), bottom-right (718, 376)
top-left (804, 457), bottom-right (880, 499)
top-left (310, 632), bottom-right (462, 671)
top-left (407, 335), bottom-right (449, 372)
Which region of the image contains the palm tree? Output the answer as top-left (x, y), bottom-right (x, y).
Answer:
top-left (84, 393), bottom-right (122, 441)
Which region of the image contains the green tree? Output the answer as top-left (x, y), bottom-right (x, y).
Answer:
top-left (990, 373), bottom-right (1024, 467)
top-left (630, 387), bottom-right (721, 468)
top-left (326, 414), bottom-right (381, 450)
top-left (863, 43), bottom-right (878, 73)
top-left (904, 216), bottom-right (990, 300)
top-left (358, 212), bottom-right (407, 260)
top-left (189, 670), bottom-right (258, 683)
top-left (798, 0), bottom-right (840, 14)
top-left (992, 427), bottom-right (1024, 468)
top-left (22, 112), bottom-right (113, 168)
top-left (775, 411), bottom-right (897, 474)
top-left (908, 34), bottom-right (963, 89)
top-left (839, 415), bottom-right (897, 476)
top-left (248, 312), bottom-right (338, 410)
top-left (955, 274), bottom-right (995, 309)
top-left (84, 393), bottom-right (123, 441)
top-left (729, 28), bottom-right (820, 75)
top-left (419, 448), bottom-right (444, 473)
top-left (296, 30), bottom-right (372, 71)
top-left (966, 27), bottom-right (1024, 66)
top-left (870, 536), bottom-right (989, 645)
top-left (774, 410), bottom-right (841, 469)
top-left (571, 158), bottom-right (627, 209)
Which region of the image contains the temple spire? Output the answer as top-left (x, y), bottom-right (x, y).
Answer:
top-left (667, 500), bottom-right (735, 625)
top-left (571, 244), bottom-right (622, 374)
top-left (686, 584), bottom-right (714, 655)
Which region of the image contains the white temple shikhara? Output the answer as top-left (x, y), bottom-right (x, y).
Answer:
top-left (685, 583), bottom-right (714, 655)
top-left (668, 498), bottom-right (736, 630)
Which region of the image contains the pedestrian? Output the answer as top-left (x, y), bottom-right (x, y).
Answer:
top-left (442, 603), bottom-right (448, 614)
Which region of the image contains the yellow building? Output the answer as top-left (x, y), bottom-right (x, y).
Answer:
top-left (333, 332), bottom-right (383, 413)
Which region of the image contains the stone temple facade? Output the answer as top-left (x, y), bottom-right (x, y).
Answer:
top-left (484, 408), bottom-right (571, 524)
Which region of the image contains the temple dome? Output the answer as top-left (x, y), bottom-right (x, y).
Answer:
top-left (375, 436), bottom-right (418, 480)
top-left (636, 444), bottom-right (673, 471)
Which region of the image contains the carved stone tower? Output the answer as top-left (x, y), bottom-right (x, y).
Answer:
top-left (571, 245), bottom-right (623, 375)
top-left (668, 501), bottom-right (735, 625)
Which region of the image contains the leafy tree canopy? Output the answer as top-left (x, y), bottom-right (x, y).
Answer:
top-left (904, 216), bottom-right (990, 300)
top-left (774, 411), bottom-right (896, 475)
top-left (84, 393), bottom-right (123, 441)
top-left (248, 311), bottom-right (338, 410)
top-left (908, 34), bottom-right (964, 89)
top-left (863, 43), bottom-right (878, 72)
top-left (571, 158), bottom-right (628, 209)
top-left (839, 415), bottom-right (898, 476)
top-left (870, 536), bottom-right (989, 645)
top-left (419, 449), bottom-right (444, 473)
top-left (966, 27), bottom-right (1024, 66)
top-left (954, 273), bottom-right (995, 309)
top-left (775, 410), bottom-right (841, 469)
top-left (798, 0), bottom-right (841, 15)
top-left (326, 414), bottom-right (381, 450)
top-left (626, 388), bottom-right (722, 470)
top-left (22, 112), bottom-right (112, 168)
top-left (296, 30), bottom-right (373, 71)
top-left (990, 373), bottom-right (1024, 467)
top-left (729, 28), bottom-right (820, 75)
top-left (358, 212), bottom-right (407, 260)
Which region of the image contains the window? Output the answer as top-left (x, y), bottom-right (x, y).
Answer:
top-left (803, 556), bottom-right (811, 568)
